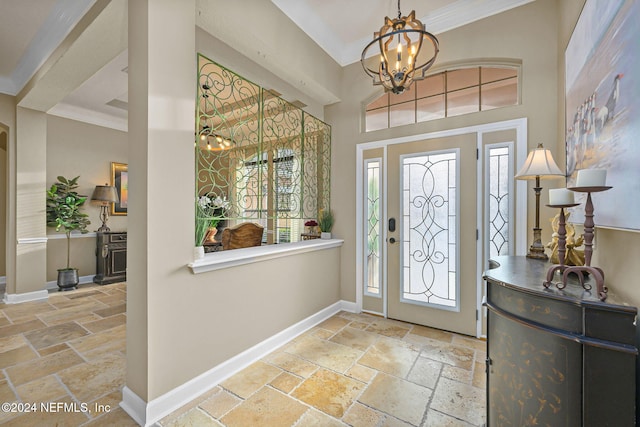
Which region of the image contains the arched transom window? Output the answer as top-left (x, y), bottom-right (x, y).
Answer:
top-left (365, 65), bottom-right (519, 132)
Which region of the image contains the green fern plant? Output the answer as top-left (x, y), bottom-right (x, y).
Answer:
top-left (318, 209), bottom-right (335, 232)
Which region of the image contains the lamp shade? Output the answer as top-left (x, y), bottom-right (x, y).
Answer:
top-left (91, 185), bottom-right (119, 203)
top-left (515, 143), bottom-right (564, 180)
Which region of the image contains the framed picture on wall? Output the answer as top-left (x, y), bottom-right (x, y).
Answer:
top-left (111, 162), bottom-right (128, 216)
top-left (565, 0), bottom-right (640, 230)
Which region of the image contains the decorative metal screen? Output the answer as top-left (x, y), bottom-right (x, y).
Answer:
top-left (196, 54), bottom-right (330, 246)
top-left (401, 151), bottom-right (458, 309)
top-left (487, 146), bottom-right (512, 258)
top-left (365, 160), bottom-right (381, 296)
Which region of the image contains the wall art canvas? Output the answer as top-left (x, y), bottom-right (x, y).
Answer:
top-left (565, 0), bottom-right (640, 230)
top-left (111, 162), bottom-right (128, 216)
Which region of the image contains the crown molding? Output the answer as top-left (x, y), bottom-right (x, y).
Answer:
top-left (0, 0), bottom-right (96, 96)
top-left (47, 102), bottom-right (127, 132)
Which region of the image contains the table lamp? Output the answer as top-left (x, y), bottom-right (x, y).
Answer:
top-left (91, 184), bottom-right (119, 232)
top-left (515, 143), bottom-right (564, 260)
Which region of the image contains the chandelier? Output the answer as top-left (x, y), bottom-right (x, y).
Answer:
top-left (361, 0), bottom-right (439, 94)
top-left (199, 125), bottom-right (233, 150)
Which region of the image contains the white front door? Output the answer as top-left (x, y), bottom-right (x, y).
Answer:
top-left (386, 134), bottom-right (477, 336)
top-left (359, 120), bottom-right (526, 337)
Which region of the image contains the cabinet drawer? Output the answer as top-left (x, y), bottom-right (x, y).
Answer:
top-left (109, 233), bottom-right (127, 243)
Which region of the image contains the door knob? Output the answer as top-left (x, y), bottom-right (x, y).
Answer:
top-left (388, 237), bottom-right (396, 244)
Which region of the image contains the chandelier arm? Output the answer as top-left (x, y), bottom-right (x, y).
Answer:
top-left (361, 29), bottom-right (438, 71)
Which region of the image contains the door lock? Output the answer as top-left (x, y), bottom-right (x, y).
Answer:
top-left (388, 237), bottom-right (396, 244)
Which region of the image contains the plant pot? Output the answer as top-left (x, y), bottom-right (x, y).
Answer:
top-left (57, 268), bottom-right (79, 291)
top-left (320, 232), bottom-right (332, 239)
top-left (194, 246), bottom-right (205, 259)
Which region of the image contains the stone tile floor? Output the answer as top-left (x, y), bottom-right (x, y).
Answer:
top-left (0, 282), bottom-right (487, 426)
top-left (159, 312), bottom-right (487, 427)
top-left (0, 282), bottom-right (134, 426)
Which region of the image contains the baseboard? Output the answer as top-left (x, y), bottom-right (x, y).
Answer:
top-left (340, 300), bottom-right (358, 313)
top-left (121, 300), bottom-right (357, 426)
top-left (3, 289), bottom-right (49, 304)
top-left (120, 387), bottom-right (148, 426)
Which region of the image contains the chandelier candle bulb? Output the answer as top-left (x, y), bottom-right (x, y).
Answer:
top-left (549, 188), bottom-right (574, 205)
top-left (576, 169), bottom-right (607, 187)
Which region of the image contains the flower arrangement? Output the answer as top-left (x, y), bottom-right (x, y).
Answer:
top-left (304, 219), bottom-right (319, 235)
top-left (195, 193), bottom-right (230, 246)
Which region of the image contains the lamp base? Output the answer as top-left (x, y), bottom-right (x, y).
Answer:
top-left (97, 205), bottom-right (111, 233)
top-left (526, 228), bottom-right (548, 260)
top-left (526, 246), bottom-right (549, 261)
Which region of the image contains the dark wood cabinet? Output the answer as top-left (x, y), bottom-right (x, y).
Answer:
top-left (484, 256), bottom-right (637, 427)
top-left (93, 232), bottom-right (127, 285)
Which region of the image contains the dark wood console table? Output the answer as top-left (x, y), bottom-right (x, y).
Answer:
top-left (94, 232), bottom-right (127, 285)
top-left (483, 256), bottom-right (637, 426)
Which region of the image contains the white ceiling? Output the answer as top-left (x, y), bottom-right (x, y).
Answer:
top-left (0, 0), bottom-right (534, 131)
top-left (271, 0), bottom-right (534, 66)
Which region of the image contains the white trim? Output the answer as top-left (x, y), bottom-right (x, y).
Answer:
top-left (120, 388), bottom-right (147, 426)
top-left (355, 148), bottom-right (364, 312)
top-left (340, 300), bottom-right (358, 313)
top-left (382, 145), bottom-right (388, 318)
top-left (47, 102), bottom-right (128, 132)
top-left (0, 0), bottom-right (95, 95)
top-left (476, 134), bottom-right (484, 338)
top-left (3, 289), bottom-right (49, 304)
top-left (120, 299), bottom-right (356, 426)
top-left (514, 121), bottom-right (528, 255)
top-left (188, 238), bottom-right (343, 274)
top-left (17, 237), bottom-right (48, 244)
top-left (46, 232), bottom-right (97, 240)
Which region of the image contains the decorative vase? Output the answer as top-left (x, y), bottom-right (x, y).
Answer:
top-left (194, 246), bottom-right (205, 259)
top-left (321, 232), bottom-right (331, 239)
top-left (205, 227), bottom-right (218, 243)
top-left (57, 268), bottom-right (79, 291)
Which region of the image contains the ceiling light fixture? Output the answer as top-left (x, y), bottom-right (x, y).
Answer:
top-left (361, 0), bottom-right (439, 94)
top-left (198, 126), bottom-right (233, 150)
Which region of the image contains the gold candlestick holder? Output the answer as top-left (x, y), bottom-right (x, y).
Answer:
top-left (543, 203), bottom-right (580, 289)
top-left (562, 186), bottom-right (612, 301)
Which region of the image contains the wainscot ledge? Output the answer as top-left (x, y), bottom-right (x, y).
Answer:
top-left (188, 238), bottom-right (344, 274)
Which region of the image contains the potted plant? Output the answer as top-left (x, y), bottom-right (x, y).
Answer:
top-left (46, 176), bottom-right (91, 290)
top-left (195, 193), bottom-right (230, 257)
top-left (318, 209), bottom-right (334, 239)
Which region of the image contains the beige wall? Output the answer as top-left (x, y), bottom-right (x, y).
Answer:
top-left (195, 27), bottom-right (327, 120)
top-left (326, 0), bottom-right (561, 302)
top-left (15, 107), bottom-right (47, 294)
top-left (195, 0), bottom-right (342, 110)
top-left (557, 0), bottom-right (640, 306)
top-left (45, 115), bottom-right (128, 280)
top-left (125, 0), bottom-right (345, 403)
